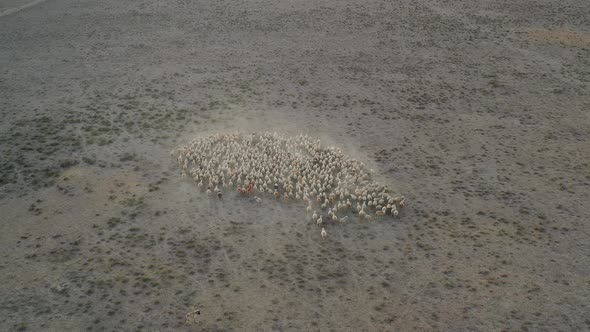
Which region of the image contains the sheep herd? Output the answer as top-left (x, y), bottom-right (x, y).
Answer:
top-left (174, 132), bottom-right (405, 234)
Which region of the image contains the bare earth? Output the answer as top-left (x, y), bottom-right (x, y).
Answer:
top-left (0, 0), bottom-right (589, 331)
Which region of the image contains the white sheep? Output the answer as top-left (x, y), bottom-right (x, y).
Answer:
top-left (317, 216), bottom-right (323, 225)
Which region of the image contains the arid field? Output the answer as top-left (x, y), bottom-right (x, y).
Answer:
top-left (1, 0), bottom-right (589, 331)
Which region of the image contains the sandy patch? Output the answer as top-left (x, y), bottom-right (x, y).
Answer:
top-left (528, 28), bottom-right (590, 47)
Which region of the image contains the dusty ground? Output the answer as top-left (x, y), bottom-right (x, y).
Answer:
top-left (1, 0), bottom-right (589, 331)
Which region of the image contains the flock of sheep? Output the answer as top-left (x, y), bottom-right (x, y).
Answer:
top-left (175, 132), bottom-right (405, 238)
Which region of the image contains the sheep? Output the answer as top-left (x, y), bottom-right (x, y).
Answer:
top-left (359, 209), bottom-right (367, 219)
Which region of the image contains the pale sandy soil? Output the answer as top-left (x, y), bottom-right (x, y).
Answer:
top-left (0, 0), bottom-right (589, 331)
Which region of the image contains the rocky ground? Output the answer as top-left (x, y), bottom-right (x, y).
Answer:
top-left (1, 0), bottom-right (589, 331)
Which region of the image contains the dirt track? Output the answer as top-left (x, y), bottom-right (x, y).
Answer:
top-left (1, 0), bottom-right (589, 330)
